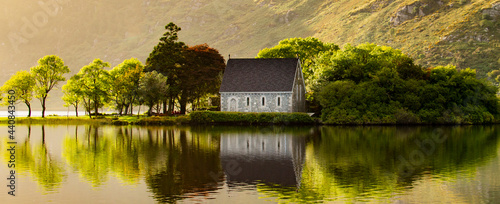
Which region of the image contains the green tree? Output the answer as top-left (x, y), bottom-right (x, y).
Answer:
top-left (74, 59), bottom-right (112, 117)
top-left (145, 22), bottom-right (186, 114)
top-left (62, 76), bottom-right (83, 117)
top-left (146, 23), bottom-right (225, 114)
top-left (138, 71), bottom-right (168, 116)
top-left (110, 58), bottom-right (144, 115)
top-left (316, 43), bottom-right (499, 124)
top-left (257, 37), bottom-right (339, 86)
top-left (30, 55), bottom-right (70, 117)
top-left (1, 71), bottom-right (35, 117)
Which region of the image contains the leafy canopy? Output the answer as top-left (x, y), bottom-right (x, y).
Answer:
top-left (73, 59), bottom-right (112, 115)
top-left (138, 71), bottom-right (167, 115)
top-left (30, 55), bottom-right (70, 117)
top-left (109, 58), bottom-right (145, 114)
top-left (316, 43), bottom-right (499, 124)
top-left (1, 70), bottom-right (35, 106)
top-left (257, 37), bottom-right (339, 86)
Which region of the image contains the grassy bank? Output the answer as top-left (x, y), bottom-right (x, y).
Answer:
top-left (189, 111), bottom-right (315, 125)
top-left (0, 115), bottom-right (189, 126)
top-left (0, 111), bottom-right (315, 126)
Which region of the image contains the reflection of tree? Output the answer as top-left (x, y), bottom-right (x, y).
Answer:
top-left (16, 125), bottom-right (66, 193)
top-left (257, 126), bottom-right (500, 202)
top-left (145, 129), bottom-right (222, 203)
top-left (62, 125), bottom-right (223, 202)
top-left (112, 127), bottom-right (141, 184)
top-left (63, 125), bottom-right (112, 187)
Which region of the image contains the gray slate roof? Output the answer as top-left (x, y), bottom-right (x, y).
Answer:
top-left (219, 58), bottom-right (299, 92)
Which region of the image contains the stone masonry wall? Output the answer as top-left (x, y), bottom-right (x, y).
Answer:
top-left (221, 92), bottom-right (293, 112)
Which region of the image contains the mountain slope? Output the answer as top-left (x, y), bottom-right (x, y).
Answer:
top-left (1, 0), bottom-right (499, 110)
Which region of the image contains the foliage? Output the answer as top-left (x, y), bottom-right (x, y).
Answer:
top-left (189, 111), bottom-right (314, 125)
top-left (62, 76), bottom-right (84, 117)
top-left (256, 37), bottom-right (339, 113)
top-left (257, 37), bottom-right (339, 87)
top-left (109, 58), bottom-right (145, 115)
top-left (146, 23), bottom-right (225, 114)
top-left (488, 69), bottom-right (500, 83)
top-left (316, 43), bottom-right (499, 125)
top-left (30, 55), bottom-right (70, 117)
top-left (72, 59), bottom-right (112, 117)
top-left (177, 44), bottom-right (225, 113)
top-left (138, 71), bottom-right (168, 116)
top-left (145, 22), bottom-right (186, 113)
top-left (0, 71), bottom-right (35, 116)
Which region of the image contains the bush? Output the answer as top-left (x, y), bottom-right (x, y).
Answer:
top-left (482, 13), bottom-right (492, 20)
top-left (189, 111), bottom-right (314, 125)
top-left (479, 19), bottom-right (493, 27)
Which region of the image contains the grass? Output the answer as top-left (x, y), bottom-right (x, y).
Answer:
top-left (0, 115), bottom-right (183, 126)
top-left (0, 111), bottom-right (316, 126)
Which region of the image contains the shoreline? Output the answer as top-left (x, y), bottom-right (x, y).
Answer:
top-left (1, 115), bottom-right (499, 126)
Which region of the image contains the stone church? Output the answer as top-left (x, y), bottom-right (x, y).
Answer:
top-left (219, 58), bottom-right (306, 112)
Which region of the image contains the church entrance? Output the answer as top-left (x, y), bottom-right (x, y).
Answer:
top-left (229, 98), bottom-right (237, 112)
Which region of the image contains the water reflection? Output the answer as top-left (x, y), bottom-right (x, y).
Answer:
top-left (16, 125), bottom-right (66, 193)
top-left (1, 125), bottom-right (499, 203)
top-left (267, 126), bottom-right (500, 203)
top-left (220, 128), bottom-right (307, 188)
top-left (145, 129), bottom-right (222, 203)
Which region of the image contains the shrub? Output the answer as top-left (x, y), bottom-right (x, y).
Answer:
top-left (479, 19), bottom-right (493, 27)
top-left (482, 13), bottom-right (492, 20)
top-left (189, 111), bottom-right (314, 125)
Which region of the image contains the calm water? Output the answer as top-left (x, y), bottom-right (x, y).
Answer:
top-left (0, 125), bottom-right (499, 203)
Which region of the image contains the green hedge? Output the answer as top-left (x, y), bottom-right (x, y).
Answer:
top-left (189, 111), bottom-right (314, 125)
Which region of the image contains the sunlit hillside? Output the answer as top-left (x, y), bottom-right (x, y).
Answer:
top-left (1, 0), bottom-right (499, 110)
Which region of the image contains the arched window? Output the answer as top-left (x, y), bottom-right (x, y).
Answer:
top-left (277, 97), bottom-right (281, 106)
top-left (246, 97), bottom-right (250, 106)
top-left (262, 96), bottom-right (265, 106)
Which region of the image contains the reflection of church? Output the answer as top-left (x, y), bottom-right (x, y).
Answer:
top-left (220, 132), bottom-right (306, 187)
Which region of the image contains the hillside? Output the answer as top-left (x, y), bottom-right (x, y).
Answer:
top-left (1, 0), bottom-right (499, 110)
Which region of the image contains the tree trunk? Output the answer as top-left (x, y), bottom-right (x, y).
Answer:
top-left (180, 100), bottom-right (187, 115)
top-left (94, 99), bottom-right (99, 116)
top-left (124, 104), bottom-right (129, 115)
top-left (74, 103), bottom-right (78, 117)
top-left (147, 105), bottom-right (153, 116)
top-left (25, 102), bottom-right (31, 117)
top-left (168, 96), bottom-right (174, 114)
top-left (87, 99), bottom-right (92, 118)
top-left (41, 96), bottom-right (47, 118)
top-left (179, 93), bottom-right (187, 114)
top-left (162, 100), bottom-right (167, 114)
top-left (137, 105), bottom-right (141, 117)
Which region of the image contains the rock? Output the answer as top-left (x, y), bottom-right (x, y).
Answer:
top-left (390, 1), bottom-right (448, 26)
top-left (390, 2), bottom-right (423, 26)
top-left (482, 3), bottom-right (500, 20)
top-left (419, 8), bottom-right (425, 16)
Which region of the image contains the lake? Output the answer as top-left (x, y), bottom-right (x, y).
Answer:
top-left (1, 125), bottom-right (499, 203)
